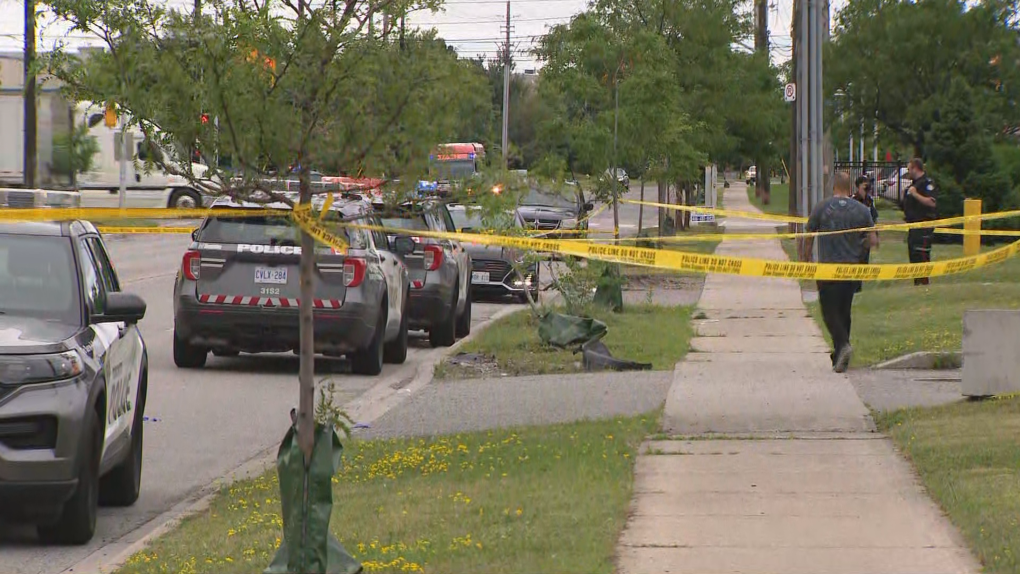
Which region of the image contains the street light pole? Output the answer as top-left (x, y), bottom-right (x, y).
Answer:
top-left (612, 70), bottom-right (620, 243)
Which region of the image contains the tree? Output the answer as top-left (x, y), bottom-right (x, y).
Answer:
top-left (828, 0), bottom-right (1020, 216)
top-left (45, 0), bottom-right (476, 569)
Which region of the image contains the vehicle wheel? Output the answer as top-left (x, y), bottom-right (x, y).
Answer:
top-left (99, 364), bottom-right (146, 507)
top-left (383, 294), bottom-right (408, 365)
top-left (168, 188), bottom-right (201, 209)
top-left (429, 282), bottom-right (458, 348)
top-left (38, 408), bottom-right (100, 545)
top-left (352, 306), bottom-right (386, 376)
top-left (173, 328), bottom-right (207, 369)
top-left (455, 283), bottom-right (472, 338)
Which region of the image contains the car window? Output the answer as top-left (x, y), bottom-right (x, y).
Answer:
top-left (197, 213), bottom-right (367, 250)
top-left (437, 206), bottom-right (457, 233)
top-left (380, 215), bottom-right (430, 232)
top-left (86, 237), bottom-right (120, 292)
top-left (522, 188), bottom-right (576, 209)
top-left (77, 239), bottom-right (106, 315)
top-left (0, 235), bottom-right (80, 324)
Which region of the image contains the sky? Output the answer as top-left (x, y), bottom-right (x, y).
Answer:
top-left (0, 0), bottom-right (840, 69)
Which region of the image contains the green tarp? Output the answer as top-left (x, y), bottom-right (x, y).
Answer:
top-left (266, 423), bottom-right (362, 574)
top-left (538, 312), bottom-right (608, 349)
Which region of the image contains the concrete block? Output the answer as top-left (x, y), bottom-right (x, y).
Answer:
top-left (962, 309), bottom-right (1020, 396)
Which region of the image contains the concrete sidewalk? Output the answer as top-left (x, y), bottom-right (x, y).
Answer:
top-left (616, 185), bottom-right (979, 574)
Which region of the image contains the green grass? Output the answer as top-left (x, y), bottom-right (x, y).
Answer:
top-left (435, 305), bottom-right (694, 380)
top-left (116, 414), bottom-right (659, 574)
top-left (875, 397), bottom-right (1020, 573)
top-left (748, 181), bottom-right (792, 217)
top-left (93, 218), bottom-right (162, 228)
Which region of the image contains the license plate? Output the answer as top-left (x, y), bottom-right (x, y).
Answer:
top-left (255, 266), bottom-right (288, 284)
top-left (471, 271), bottom-right (490, 284)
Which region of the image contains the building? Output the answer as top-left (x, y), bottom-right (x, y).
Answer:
top-left (0, 52), bottom-right (75, 186)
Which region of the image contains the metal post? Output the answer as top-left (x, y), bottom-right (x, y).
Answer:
top-left (798, 0), bottom-right (809, 220)
top-left (859, 121), bottom-right (864, 163)
top-left (118, 125), bottom-right (128, 209)
top-left (24, 0), bottom-right (37, 189)
top-left (501, 0), bottom-right (510, 169)
top-left (612, 74), bottom-right (620, 242)
top-left (68, 105), bottom-right (76, 189)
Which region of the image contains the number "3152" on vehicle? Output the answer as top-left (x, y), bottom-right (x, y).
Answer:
top-left (260, 287), bottom-right (281, 295)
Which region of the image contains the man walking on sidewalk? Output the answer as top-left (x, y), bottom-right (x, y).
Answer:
top-left (803, 172), bottom-right (879, 372)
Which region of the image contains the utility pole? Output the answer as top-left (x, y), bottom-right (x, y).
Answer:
top-left (500, 0), bottom-right (511, 169)
top-left (789, 0), bottom-right (799, 231)
top-left (612, 66), bottom-right (620, 243)
top-left (24, 0), bottom-right (37, 189)
top-left (399, 14), bottom-right (406, 49)
top-left (754, 0), bottom-right (769, 202)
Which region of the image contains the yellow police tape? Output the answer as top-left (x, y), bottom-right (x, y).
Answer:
top-left (7, 205), bottom-right (1020, 281)
top-left (0, 207), bottom-right (296, 221)
top-left (621, 198), bottom-right (1020, 232)
top-left (321, 218), bottom-right (1020, 282)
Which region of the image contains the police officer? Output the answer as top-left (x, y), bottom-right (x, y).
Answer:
top-left (904, 158), bottom-right (937, 286)
top-left (852, 175), bottom-right (879, 293)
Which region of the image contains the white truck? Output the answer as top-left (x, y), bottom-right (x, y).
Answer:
top-left (75, 102), bottom-right (218, 209)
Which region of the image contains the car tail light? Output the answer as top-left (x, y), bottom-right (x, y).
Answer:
top-left (182, 250), bottom-right (201, 280)
top-left (423, 245), bottom-right (443, 271)
top-left (344, 258), bottom-right (366, 287)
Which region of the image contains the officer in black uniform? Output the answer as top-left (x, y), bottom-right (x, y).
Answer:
top-left (904, 158), bottom-right (937, 286)
top-left (852, 175), bottom-right (879, 293)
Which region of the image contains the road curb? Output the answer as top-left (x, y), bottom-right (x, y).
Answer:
top-left (64, 304), bottom-right (526, 574)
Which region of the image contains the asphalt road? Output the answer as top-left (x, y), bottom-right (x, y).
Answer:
top-left (0, 234), bottom-right (520, 574)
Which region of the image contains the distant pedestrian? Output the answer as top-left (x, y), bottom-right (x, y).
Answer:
top-left (803, 172), bottom-right (879, 373)
top-left (852, 175), bottom-right (880, 294)
top-left (904, 158), bottom-right (938, 286)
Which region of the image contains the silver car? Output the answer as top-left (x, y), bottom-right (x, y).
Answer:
top-left (172, 196), bottom-right (411, 375)
top-left (448, 204), bottom-right (539, 303)
top-left (373, 200), bottom-right (472, 346)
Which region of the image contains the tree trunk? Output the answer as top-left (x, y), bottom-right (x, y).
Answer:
top-left (297, 173), bottom-right (316, 464)
top-left (637, 179), bottom-right (645, 236)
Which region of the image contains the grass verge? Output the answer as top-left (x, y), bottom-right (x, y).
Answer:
top-left (875, 397), bottom-right (1020, 573)
top-left (435, 304), bottom-right (693, 380)
top-left (747, 180), bottom-right (791, 217)
top-left (117, 414), bottom-right (659, 574)
top-left (93, 218), bottom-right (163, 228)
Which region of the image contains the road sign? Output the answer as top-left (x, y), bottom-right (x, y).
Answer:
top-left (784, 83), bottom-right (796, 102)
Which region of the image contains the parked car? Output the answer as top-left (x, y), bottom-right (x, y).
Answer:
top-left (517, 185), bottom-right (594, 239)
top-left (745, 166), bottom-right (757, 185)
top-left (172, 196), bottom-right (411, 375)
top-left (448, 204), bottom-right (539, 303)
top-left (881, 167), bottom-right (912, 197)
top-left (0, 220), bottom-right (148, 544)
top-left (373, 200), bottom-right (472, 346)
top-left (605, 168), bottom-right (629, 188)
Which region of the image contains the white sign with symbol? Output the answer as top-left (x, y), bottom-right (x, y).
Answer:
top-left (784, 83), bottom-right (796, 102)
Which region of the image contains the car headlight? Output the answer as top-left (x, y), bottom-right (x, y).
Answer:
top-left (560, 217), bottom-right (577, 229)
top-left (0, 351), bottom-right (84, 385)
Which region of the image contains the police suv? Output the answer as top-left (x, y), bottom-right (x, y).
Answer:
top-left (173, 196), bottom-right (412, 375)
top-left (0, 221), bottom-right (148, 545)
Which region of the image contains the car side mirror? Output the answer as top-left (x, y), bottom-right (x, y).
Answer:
top-left (392, 236), bottom-right (416, 255)
top-left (583, 202), bottom-right (594, 212)
top-left (93, 292), bottom-right (147, 325)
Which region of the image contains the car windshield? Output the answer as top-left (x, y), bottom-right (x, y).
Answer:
top-left (197, 212), bottom-right (367, 249)
top-left (0, 235), bottom-right (80, 324)
top-left (450, 208), bottom-right (520, 231)
top-left (521, 188), bottom-right (576, 209)
top-left (432, 159), bottom-right (476, 180)
top-left (380, 215), bottom-right (429, 233)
